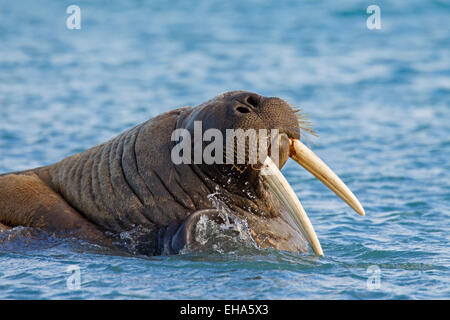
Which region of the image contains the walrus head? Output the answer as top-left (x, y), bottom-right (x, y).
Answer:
top-left (167, 91), bottom-right (364, 256)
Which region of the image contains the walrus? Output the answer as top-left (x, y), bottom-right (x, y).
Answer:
top-left (0, 91), bottom-right (364, 256)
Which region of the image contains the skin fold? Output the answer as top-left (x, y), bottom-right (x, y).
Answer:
top-left (0, 91), bottom-right (312, 255)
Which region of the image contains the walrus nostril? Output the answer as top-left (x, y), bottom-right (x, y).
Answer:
top-left (245, 95), bottom-right (258, 108)
top-left (236, 106), bottom-right (250, 114)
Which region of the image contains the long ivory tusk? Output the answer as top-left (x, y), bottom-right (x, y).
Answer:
top-left (261, 156), bottom-right (323, 256)
top-left (290, 139), bottom-right (365, 216)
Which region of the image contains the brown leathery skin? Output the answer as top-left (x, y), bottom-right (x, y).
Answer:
top-left (0, 106), bottom-right (217, 247)
top-left (0, 222), bottom-right (10, 231)
top-left (34, 107), bottom-right (212, 233)
top-left (0, 172), bottom-right (108, 241)
top-left (0, 91), bottom-right (308, 254)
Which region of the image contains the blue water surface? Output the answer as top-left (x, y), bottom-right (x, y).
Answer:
top-left (0, 0), bottom-right (449, 299)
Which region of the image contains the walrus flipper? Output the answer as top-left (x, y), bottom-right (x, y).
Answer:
top-left (0, 222), bottom-right (10, 231)
top-left (160, 209), bottom-right (222, 254)
top-left (0, 172), bottom-right (108, 242)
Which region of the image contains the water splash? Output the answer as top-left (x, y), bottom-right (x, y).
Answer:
top-left (182, 193), bottom-right (258, 254)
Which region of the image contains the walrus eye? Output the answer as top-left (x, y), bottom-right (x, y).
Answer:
top-left (236, 106), bottom-right (250, 114)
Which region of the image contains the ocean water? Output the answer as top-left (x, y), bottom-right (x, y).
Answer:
top-left (0, 0), bottom-right (449, 299)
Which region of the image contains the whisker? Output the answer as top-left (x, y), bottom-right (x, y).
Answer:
top-left (291, 106), bottom-right (318, 145)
